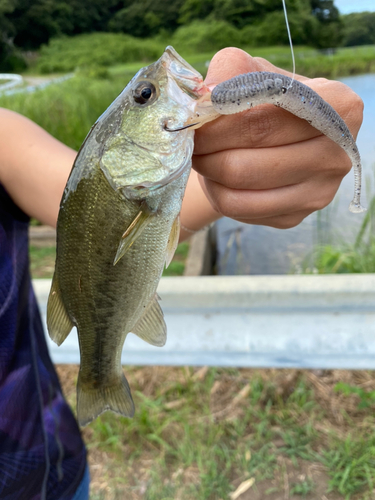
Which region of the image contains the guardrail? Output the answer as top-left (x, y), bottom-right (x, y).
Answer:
top-left (34, 274), bottom-right (375, 369)
top-left (0, 73), bottom-right (23, 92)
top-left (0, 73), bottom-right (74, 96)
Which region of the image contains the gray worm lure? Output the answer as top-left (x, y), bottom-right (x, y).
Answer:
top-left (211, 72), bottom-right (365, 214)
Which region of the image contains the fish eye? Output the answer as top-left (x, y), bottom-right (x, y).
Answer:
top-left (133, 82), bottom-right (157, 105)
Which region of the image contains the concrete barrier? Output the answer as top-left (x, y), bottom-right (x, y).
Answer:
top-left (34, 274), bottom-right (375, 369)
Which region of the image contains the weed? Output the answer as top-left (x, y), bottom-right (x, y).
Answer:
top-left (301, 178), bottom-right (375, 274)
top-left (335, 382), bottom-right (375, 409)
top-left (290, 477), bottom-right (315, 496)
top-left (29, 245), bottom-right (56, 278)
top-left (321, 433), bottom-right (375, 498)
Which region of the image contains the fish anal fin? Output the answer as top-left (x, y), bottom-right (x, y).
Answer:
top-left (114, 208), bottom-right (155, 266)
top-left (132, 295), bottom-right (166, 347)
top-left (165, 214), bottom-right (180, 269)
top-left (47, 273), bottom-right (74, 346)
top-left (77, 372), bottom-right (134, 426)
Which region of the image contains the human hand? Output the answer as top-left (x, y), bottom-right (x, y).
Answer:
top-left (192, 47), bottom-right (364, 229)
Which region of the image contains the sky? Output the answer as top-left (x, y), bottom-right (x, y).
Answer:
top-left (334, 0), bottom-right (375, 14)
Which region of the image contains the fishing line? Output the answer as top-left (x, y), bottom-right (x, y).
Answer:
top-left (282, 0), bottom-right (296, 88)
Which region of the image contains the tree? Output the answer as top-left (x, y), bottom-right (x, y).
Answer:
top-left (342, 12), bottom-right (375, 46)
top-left (309, 0), bottom-right (343, 48)
top-left (109, 0), bottom-right (184, 37)
top-left (0, 0), bottom-right (26, 70)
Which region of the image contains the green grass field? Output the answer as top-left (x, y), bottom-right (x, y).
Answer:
top-left (56, 364), bottom-right (375, 500)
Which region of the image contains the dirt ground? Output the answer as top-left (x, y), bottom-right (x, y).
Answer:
top-left (55, 365), bottom-right (375, 500)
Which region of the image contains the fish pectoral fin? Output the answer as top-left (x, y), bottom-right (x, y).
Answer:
top-left (47, 273), bottom-right (74, 346)
top-left (132, 294), bottom-right (167, 347)
top-left (165, 214), bottom-right (180, 269)
top-left (77, 371), bottom-right (134, 426)
top-left (114, 208), bottom-right (155, 266)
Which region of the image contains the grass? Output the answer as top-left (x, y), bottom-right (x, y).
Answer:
top-left (162, 242), bottom-right (189, 277)
top-left (36, 33), bottom-right (164, 74)
top-left (29, 245), bottom-right (56, 278)
top-left (0, 75), bottom-right (127, 150)
top-left (55, 365), bottom-right (375, 499)
top-left (300, 189), bottom-right (375, 274)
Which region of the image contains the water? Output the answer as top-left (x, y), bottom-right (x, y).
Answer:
top-left (215, 72), bottom-right (375, 275)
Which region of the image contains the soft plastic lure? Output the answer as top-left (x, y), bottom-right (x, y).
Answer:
top-left (211, 71), bottom-right (365, 213)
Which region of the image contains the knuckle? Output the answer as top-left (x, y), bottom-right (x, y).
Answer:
top-left (240, 106), bottom-right (278, 147)
top-left (218, 151), bottom-right (241, 188)
top-left (219, 151), bottom-right (261, 189)
top-left (270, 214), bottom-right (305, 230)
top-left (213, 194), bottom-right (233, 217)
top-left (338, 152), bottom-right (352, 176)
top-left (204, 180), bottom-right (231, 216)
top-left (306, 190), bottom-right (334, 212)
top-left (346, 93), bottom-right (364, 135)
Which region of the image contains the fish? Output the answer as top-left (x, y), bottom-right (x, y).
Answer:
top-left (47, 47), bottom-right (219, 426)
top-left (47, 46), bottom-right (364, 426)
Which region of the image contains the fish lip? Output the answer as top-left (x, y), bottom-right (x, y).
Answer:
top-left (160, 46), bottom-right (221, 130)
top-left (161, 46), bottom-right (210, 100)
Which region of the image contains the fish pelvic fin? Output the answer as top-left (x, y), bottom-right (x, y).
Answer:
top-left (114, 208), bottom-right (155, 266)
top-left (165, 214), bottom-right (180, 269)
top-left (132, 294), bottom-right (167, 347)
top-left (47, 272), bottom-right (74, 346)
top-left (77, 372), bottom-right (135, 426)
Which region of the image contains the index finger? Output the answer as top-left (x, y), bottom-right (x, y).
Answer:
top-left (204, 47), bottom-right (308, 89)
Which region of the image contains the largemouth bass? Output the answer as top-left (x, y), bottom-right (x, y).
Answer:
top-left (47, 47), bottom-right (216, 426)
top-left (47, 46), bottom-right (364, 427)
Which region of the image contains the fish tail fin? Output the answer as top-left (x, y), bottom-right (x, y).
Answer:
top-left (77, 372), bottom-right (135, 426)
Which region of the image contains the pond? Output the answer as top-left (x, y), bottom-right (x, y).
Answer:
top-left (215, 72), bottom-right (375, 275)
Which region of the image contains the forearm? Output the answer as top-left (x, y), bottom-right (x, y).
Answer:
top-left (0, 108), bottom-right (76, 227)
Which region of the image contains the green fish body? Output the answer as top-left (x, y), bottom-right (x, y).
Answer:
top-left (47, 47), bottom-right (213, 426)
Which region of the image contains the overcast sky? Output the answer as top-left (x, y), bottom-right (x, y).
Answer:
top-left (334, 0), bottom-right (375, 14)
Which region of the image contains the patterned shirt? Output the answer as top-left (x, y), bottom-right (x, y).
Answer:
top-left (0, 185), bottom-right (87, 500)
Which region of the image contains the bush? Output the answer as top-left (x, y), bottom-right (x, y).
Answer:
top-left (171, 20), bottom-right (241, 54)
top-left (0, 41), bottom-right (27, 72)
top-left (37, 32), bottom-right (164, 73)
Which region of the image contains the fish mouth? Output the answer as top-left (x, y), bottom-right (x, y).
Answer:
top-left (161, 46), bottom-right (221, 130)
top-left (161, 46), bottom-right (208, 99)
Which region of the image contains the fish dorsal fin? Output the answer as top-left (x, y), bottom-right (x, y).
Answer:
top-left (114, 208), bottom-right (155, 266)
top-left (132, 294), bottom-right (166, 347)
top-left (165, 214), bottom-right (180, 269)
top-left (47, 273), bottom-right (74, 346)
